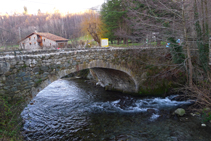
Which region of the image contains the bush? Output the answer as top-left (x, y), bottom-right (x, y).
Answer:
top-left (0, 96), bottom-right (24, 140)
top-left (168, 37), bottom-right (185, 64)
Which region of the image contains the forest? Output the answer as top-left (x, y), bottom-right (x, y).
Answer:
top-left (1, 0), bottom-right (211, 48)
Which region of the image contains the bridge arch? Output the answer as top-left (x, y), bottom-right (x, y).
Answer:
top-left (31, 60), bottom-right (138, 101)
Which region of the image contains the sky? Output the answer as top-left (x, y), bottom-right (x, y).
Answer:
top-left (0, 0), bottom-right (105, 15)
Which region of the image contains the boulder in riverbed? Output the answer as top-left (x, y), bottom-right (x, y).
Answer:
top-left (174, 108), bottom-right (186, 116)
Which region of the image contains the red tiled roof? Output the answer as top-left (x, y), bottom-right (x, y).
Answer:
top-left (19, 32), bottom-right (68, 43)
top-left (36, 32), bottom-right (68, 41)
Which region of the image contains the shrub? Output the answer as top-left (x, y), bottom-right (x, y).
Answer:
top-left (0, 96), bottom-right (24, 140)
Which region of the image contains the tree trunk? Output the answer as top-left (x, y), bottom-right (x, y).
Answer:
top-left (157, 39), bottom-right (161, 47)
top-left (182, 0), bottom-right (193, 87)
top-left (204, 0), bottom-right (210, 72)
top-left (124, 38), bottom-right (126, 45)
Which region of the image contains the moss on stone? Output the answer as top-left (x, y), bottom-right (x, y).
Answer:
top-left (35, 79), bottom-right (42, 87)
top-left (21, 64), bottom-right (27, 68)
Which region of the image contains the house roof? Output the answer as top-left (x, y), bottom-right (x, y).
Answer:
top-left (19, 32), bottom-right (69, 43)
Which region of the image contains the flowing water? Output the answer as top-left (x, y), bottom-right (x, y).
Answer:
top-left (21, 78), bottom-right (211, 141)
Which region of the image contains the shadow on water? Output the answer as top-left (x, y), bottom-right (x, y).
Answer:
top-left (21, 78), bottom-right (211, 141)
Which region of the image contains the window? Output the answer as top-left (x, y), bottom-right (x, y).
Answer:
top-left (44, 39), bottom-right (45, 42)
top-left (29, 37), bottom-right (31, 40)
top-left (29, 43), bottom-right (32, 45)
top-left (50, 43), bottom-right (51, 46)
top-left (34, 42), bottom-right (36, 45)
top-left (34, 37), bottom-right (35, 39)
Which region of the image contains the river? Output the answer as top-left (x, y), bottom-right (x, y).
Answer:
top-left (21, 78), bottom-right (211, 141)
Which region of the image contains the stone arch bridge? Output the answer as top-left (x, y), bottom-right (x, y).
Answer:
top-left (0, 47), bottom-right (166, 102)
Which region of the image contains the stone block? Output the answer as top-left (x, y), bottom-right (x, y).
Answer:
top-left (29, 82), bottom-right (35, 86)
top-left (0, 83), bottom-right (3, 87)
top-left (33, 67), bottom-right (40, 73)
top-left (18, 61), bottom-right (24, 65)
top-left (23, 76), bottom-right (31, 81)
top-left (0, 90), bottom-right (5, 95)
top-left (72, 62), bottom-right (77, 66)
top-left (5, 80), bottom-right (14, 85)
top-left (4, 72), bottom-right (12, 76)
top-left (43, 72), bottom-right (49, 76)
top-left (14, 90), bottom-right (20, 94)
top-left (11, 87), bottom-right (17, 92)
top-left (17, 72), bottom-right (26, 77)
top-left (13, 69), bottom-right (17, 73)
top-left (41, 66), bottom-right (49, 72)
top-left (14, 83), bottom-right (21, 87)
top-left (15, 77), bottom-right (22, 82)
top-left (4, 86), bottom-right (10, 90)
top-left (0, 62), bottom-right (10, 75)
top-left (24, 86), bottom-right (31, 89)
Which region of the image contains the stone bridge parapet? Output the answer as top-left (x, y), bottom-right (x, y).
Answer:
top-left (0, 47), bottom-right (115, 57)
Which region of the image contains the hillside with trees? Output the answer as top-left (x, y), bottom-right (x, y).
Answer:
top-left (0, 9), bottom-right (84, 48)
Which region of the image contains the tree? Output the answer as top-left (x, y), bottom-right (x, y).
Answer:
top-left (23, 6), bottom-right (28, 15)
top-left (37, 9), bottom-right (41, 15)
top-left (124, 0), bottom-right (184, 45)
top-left (194, 0), bottom-right (210, 73)
top-left (81, 10), bottom-right (105, 45)
top-left (101, 0), bottom-right (128, 44)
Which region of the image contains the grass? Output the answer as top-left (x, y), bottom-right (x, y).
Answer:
top-left (78, 35), bottom-right (93, 41)
top-left (68, 35), bottom-right (93, 44)
top-left (68, 35), bottom-right (99, 48)
top-left (68, 36), bottom-right (167, 48)
top-left (108, 39), bottom-right (142, 47)
top-left (108, 40), bottom-right (167, 47)
top-left (0, 45), bottom-right (19, 51)
top-left (161, 41), bottom-right (167, 45)
top-left (109, 43), bottom-right (141, 47)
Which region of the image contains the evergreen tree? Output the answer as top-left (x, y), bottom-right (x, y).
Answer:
top-left (194, 0), bottom-right (210, 73)
top-left (100, 0), bottom-right (127, 43)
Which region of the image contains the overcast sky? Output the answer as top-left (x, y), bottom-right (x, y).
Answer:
top-left (0, 0), bottom-right (105, 15)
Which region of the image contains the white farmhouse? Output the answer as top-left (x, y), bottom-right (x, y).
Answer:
top-left (19, 32), bottom-right (68, 50)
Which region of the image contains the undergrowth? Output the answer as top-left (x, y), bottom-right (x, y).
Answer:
top-left (185, 80), bottom-right (211, 123)
top-left (0, 96), bottom-right (24, 141)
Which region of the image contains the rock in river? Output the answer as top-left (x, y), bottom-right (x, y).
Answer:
top-left (174, 108), bottom-right (186, 116)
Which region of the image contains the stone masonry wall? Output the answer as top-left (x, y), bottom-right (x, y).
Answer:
top-left (20, 34), bottom-right (40, 50)
top-left (42, 38), bottom-right (57, 49)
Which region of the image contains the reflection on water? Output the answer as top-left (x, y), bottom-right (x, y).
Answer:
top-left (21, 79), bottom-right (211, 141)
